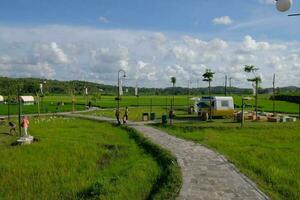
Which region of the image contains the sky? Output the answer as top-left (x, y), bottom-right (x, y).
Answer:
top-left (0, 0), bottom-right (300, 88)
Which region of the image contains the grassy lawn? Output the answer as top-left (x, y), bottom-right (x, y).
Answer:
top-left (82, 106), bottom-right (188, 122)
top-left (0, 117), bottom-right (163, 199)
top-left (1, 94), bottom-right (298, 115)
top-left (154, 120), bottom-right (300, 200)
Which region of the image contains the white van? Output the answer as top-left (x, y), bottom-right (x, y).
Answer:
top-left (194, 96), bottom-right (234, 118)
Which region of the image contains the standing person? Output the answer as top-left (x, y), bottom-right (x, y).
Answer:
top-left (125, 107), bottom-right (129, 121)
top-left (21, 116), bottom-right (30, 136)
top-left (115, 109), bottom-right (121, 125)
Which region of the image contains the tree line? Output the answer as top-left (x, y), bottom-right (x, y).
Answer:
top-left (0, 76), bottom-right (299, 97)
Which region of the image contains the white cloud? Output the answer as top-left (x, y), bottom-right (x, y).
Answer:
top-left (99, 16), bottom-right (109, 24)
top-left (0, 25), bottom-right (299, 88)
top-left (31, 42), bottom-right (70, 64)
top-left (212, 16), bottom-right (233, 25)
top-left (259, 0), bottom-right (275, 5)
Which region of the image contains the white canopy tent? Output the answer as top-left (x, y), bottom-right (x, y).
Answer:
top-left (20, 96), bottom-right (35, 105)
top-left (0, 95), bottom-right (4, 103)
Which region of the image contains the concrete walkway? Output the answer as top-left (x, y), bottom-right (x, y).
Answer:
top-left (61, 114), bottom-right (269, 200)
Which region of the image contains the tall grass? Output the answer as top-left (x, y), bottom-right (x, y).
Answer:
top-left (0, 117), bottom-right (161, 199)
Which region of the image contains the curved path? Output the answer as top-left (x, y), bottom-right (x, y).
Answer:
top-left (61, 113), bottom-right (269, 200)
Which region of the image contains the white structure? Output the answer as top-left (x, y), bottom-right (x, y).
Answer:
top-left (0, 95), bottom-right (4, 103)
top-left (20, 96), bottom-right (35, 105)
top-left (194, 96), bottom-right (234, 117)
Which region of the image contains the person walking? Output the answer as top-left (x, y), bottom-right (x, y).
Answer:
top-left (124, 106), bottom-right (129, 122)
top-left (115, 109), bottom-right (121, 125)
top-left (9, 122), bottom-right (17, 135)
top-left (21, 116), bottom-right (30, 136)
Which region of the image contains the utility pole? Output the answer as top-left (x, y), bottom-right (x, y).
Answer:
top-left (273, 74), bottom-right (276, 115)
top-left (229, 77), bottom-right (232, 95)
top-left (17, 85), bottom-right (21, 136)
top-left (7, 86), bottom-right (10, 120)
top-left (255, 79), bottom-right (259, 121)
top-left (187, 80), bottom-right (190, 109)
top-left (225, 75), bottom-right (227, 96)
top-left (117, 70), bottom-right (126, 112)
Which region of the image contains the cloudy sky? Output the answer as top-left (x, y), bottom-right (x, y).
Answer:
top-left (0, 0), bottom-right (300, 88)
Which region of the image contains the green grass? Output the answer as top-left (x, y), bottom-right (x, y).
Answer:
top-left (0, 117), bottom-right (163, 199)
top-left (1, 94), bottom-right (298, 115)
top-left (82, 107), bottom-right (187, 122)
top-left (154, 120), bottom-right (300, 200)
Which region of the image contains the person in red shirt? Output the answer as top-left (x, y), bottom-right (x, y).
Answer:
top-left (21, 116), bottom-right (30, 136)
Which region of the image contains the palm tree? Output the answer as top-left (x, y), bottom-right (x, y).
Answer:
top-left (170, 77), bottom-right (176, 124)
top-left (171, 77), bottom-right (176, 109)
top-left (244, 65), bottom-right (261, 121)
top-left (202, 69), bottom-right (215, 120)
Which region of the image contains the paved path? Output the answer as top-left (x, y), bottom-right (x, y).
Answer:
top-left (61, 114), bottom-right (269, 200)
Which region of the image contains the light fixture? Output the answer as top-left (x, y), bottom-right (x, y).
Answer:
top-left (276, 0), bottom-right (293, 12)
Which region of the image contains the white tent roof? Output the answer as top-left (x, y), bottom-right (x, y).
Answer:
top-left (214, 96), bottom-right (233, 101)
top-left (0, 95), bottom-right (3, 101)
top-left (20, 96), bottom-right (35, 102)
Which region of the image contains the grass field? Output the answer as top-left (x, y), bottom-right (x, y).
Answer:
top-left (83, 107), bottom-right (186, 122)
top-left (154, 120), bottom-right (300, 200)
top-left (1, 94), bottom-right (298, 116)
top-left (0, 117), bottom-right (164, 199)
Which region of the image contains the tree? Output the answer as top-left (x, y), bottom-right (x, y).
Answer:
top-left (202, 69), bottom-right (215, 120)
top-left (171, 77), bottom-right (176, 108)
top-left (170, 77), bottom-right (176, 124)
top-left (244, 65), bottom-right (261, 121)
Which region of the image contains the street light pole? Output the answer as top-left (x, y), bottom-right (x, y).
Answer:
top-left (117, 69), bottom-right (126, 111)
top-left (241, 97), bottom-right (252, 128)
top-left (17, 85), bottom-right (21, 136)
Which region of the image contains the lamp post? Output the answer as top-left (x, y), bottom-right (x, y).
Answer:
top-left (241, 97), bottom-right (252, 128)
top-left (276, 0), bottom-right (292, 12)
top-left (17, 85), bottom-right (21, 136)
top-left (275, 0), bottom-right (300, 16)
top-left (117, 69), bottom-right (126, 111)
top-left (40, 80), bottom-right (46, 113)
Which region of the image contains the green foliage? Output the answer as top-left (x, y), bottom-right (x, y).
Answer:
top-left (1, 76), bottom-right (299, 96)
top-left (247, 76), bottom-right (262, 83)
top-left (155, 121), bottom-right (300, 200)
top-left (244, 65), bottom-right (259, 73)
top-left (202, 69), bottom-right (214, 82)
top-left (171, 77), bottom-right (176, 86)
top-left (273, 95), bottom-right (300, 104)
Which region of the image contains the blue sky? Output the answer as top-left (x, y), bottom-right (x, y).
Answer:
top-left (1, 0), bottom-right (300, 39)
top-left (0, 0), bottom-right (300, 87)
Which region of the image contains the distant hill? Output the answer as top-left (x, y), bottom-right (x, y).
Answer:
top-left (0, 77), bottom-right (299, 96)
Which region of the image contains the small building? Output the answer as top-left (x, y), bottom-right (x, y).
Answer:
top-left (0, 95), bottom-right (4, 104)
top-left (194, 96), bottom-right (234, 118)
top-left (20, 96), bottom-right (35, 105)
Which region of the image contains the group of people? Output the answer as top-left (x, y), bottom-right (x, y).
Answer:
top-left (115, 107), bottom-right (129, 125)
top-left (9, 116), bottom-right (30, 136)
